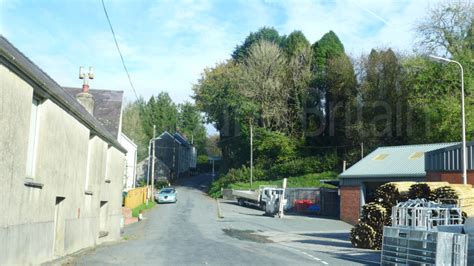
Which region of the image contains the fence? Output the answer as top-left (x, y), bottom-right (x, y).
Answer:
top-left (124, 186), bottom-right (149, 209)
top-left (285, 188), bottom-right (339, 217)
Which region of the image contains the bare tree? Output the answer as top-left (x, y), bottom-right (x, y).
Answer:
top-left (416, 1), bottom-right (474, 57)
top-left (241, 40), bottom-right (288, 130)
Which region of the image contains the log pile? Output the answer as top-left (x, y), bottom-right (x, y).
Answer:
top-left (407, 183), bottom-right (431, 200)
top-left (350, 222), bottom-right (376, 249)
top-left (350, 181), bottom-right (474, 250)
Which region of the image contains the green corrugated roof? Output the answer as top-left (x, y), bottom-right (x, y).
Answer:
top-left (339, 143), bottom-right (459, 179)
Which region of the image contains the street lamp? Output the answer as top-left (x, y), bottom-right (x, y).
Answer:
top-left (429, 55), bottom-right (467, 184)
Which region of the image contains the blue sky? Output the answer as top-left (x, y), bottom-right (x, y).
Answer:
top-left (1, 0), bottom-right (439, 134)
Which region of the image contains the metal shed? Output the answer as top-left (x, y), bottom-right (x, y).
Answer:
top-left (338, 143), bottom-right (457, 225)
top-left (425, 141), bottom-right (474, 172)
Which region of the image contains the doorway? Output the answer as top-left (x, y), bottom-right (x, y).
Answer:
top-left (53, 196), bottom-right (65, 256)
top-left (99, 201), bottom-right (108, 236)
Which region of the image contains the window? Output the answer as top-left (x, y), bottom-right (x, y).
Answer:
top-left (373, 154), bottom-right (389, 161)
top-left (409, 152), bottom-right (424, 160)
top-left (26, 98), bottom-right (40, 177)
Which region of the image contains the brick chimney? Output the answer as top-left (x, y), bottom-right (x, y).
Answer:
top-left (76, 66), bottom-right (95, 114)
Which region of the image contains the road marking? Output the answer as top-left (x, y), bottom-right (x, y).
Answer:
top-left (281, 245), bottom-right (329, 265)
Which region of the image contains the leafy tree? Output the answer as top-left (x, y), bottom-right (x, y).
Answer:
top-left (310, 31), bottom-right (357, 151)
top-left (311, 31), bottom-right (345, 74)
top-left (282, 30), bottom-right (311, 58)
top-left (206, 134), bottom-right (221, 157)
top-left (122, 98), bottom-right (148, 160)
top-left (232, 27), bottom-right (283, 61)
top-left (282, 31), bottom-right (313, 137)
top-left (193, 61), bottom-right (248, 171)
top-left (357, 49), bottom-right (408, 148)
top-left (401, 56), bottom-right (474, 143)
top-left (193, 61), bottom-right (243, 132)
top-left (177, 102), bottom-right (207, 154)
top-left (142, 92), bottom-right (178, 138)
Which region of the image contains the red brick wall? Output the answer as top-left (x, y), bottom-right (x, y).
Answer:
top-left (340, 186), bottom-right (360, 225)
top-left (426, 170), bottom-right (474, 185)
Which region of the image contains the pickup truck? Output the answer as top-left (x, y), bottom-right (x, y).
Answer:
top-left (232, 186), bottom-right (284, 210)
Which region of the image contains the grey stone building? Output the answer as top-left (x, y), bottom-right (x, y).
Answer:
top-left (0, 36), bottom-right (127, 264)
top-left (152, 131), bottom-right (196, 181)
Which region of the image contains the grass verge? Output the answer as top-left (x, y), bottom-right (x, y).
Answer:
top-left (131, 201), bottom-right (156, 217)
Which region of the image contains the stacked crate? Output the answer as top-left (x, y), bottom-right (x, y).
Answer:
top-left (381, 199), bottom-right (468, 266)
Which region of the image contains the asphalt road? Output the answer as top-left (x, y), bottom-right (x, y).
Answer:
top-left (72, 173), bottom-right (380, 265)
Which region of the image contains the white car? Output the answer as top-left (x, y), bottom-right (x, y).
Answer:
top-left (155, 187), bottom-right (177, 203)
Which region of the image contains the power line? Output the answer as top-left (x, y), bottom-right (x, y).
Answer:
top-left (101, 0), bottom-right (139, 101)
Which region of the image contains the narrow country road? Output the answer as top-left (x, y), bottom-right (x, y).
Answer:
top-left (72, 174), bottom-right (379, 265)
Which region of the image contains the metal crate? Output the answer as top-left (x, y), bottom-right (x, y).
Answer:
top-left (381, 227), bottom-right (468, 266)
top-left (391, 199), bottom-right (462, 231)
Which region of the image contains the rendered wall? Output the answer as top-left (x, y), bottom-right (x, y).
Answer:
top-left (0, 64), bottom-right (125, 264)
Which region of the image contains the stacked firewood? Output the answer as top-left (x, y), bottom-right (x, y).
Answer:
top-left (350, 181), bottom-right (474, 250)
top-left (350, 222), bottom-right (376, 249)
top-left (407, 183), bottom-right (431, 200)
top-left (350, 182), bottom-right (413, 250)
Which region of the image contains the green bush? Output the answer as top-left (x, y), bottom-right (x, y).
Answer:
top-left (197, 154), bottom-right (209, 164)
top-left (253, 128), bottom-right (296, 167)
top-left (155, 180), bottom-right (169, 189)
top-left (207, 152), bottom-right (338, 198)
top-left (267, 153), bottom-right (338, 179)
top-left (208, 165), bottom-right (265, 198)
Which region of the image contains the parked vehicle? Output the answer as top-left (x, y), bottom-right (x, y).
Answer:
top-left (232, 186), bottom-right (285, 211)
top-left (155, 187), bottom-right (178, 203)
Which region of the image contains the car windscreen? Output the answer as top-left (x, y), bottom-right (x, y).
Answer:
top-left (160, 189), bottom-right (174, 194)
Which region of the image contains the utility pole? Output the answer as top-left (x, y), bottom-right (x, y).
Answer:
top-left (250, 121), bottom-right (253, 189)
top-left (151, 125), bottom-right (156, 199)
top-left (361, 142), bottom-right (364, 159)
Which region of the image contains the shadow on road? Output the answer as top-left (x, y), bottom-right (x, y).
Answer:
top-left (172, 173), bottom-right (213, 193)
top-left (294, 238), bottom-right (352, 248)
top-left (299, 232), bottom-right (349, 241)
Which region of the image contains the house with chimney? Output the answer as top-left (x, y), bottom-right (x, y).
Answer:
top-left (0, 36), bottom-right (127, 264)
top-left (63, 87), bottom-right (138, 190)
